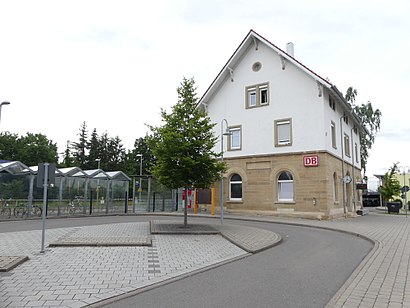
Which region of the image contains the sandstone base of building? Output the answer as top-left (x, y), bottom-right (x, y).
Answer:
top-left (225, 207), bottom-right (357, 221)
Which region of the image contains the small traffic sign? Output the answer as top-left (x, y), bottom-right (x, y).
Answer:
top-left (401, 186), bottom-right (410, 193)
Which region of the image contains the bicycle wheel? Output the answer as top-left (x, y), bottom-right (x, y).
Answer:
top-left (33, 206), bottom-right (42, 217)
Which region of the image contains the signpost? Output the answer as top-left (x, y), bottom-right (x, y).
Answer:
top-left (356, 183), bottom-right (368, 190)
top-left (37, 163), bottom-right (56, 253)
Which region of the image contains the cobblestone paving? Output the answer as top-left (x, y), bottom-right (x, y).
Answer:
top-left (228, 212), bottom-right (410, 308)
top-left (0, 222), bottom-right (247, 307)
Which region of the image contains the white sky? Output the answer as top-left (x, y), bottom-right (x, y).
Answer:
top-left (1, 0), bottom-right (409, 189)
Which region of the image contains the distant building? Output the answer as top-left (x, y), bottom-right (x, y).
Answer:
top-left (200, 30), bottom-right (366, 219)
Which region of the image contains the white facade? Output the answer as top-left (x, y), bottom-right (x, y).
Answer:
top-left (199, 30), bottom-right (364, 218)
top-left (201, 30), bottom-right (362, 169)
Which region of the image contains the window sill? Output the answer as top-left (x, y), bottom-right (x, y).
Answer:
top-left (275, 201), bottom-right (295, 205)
top-left (227, 200), bottom-right (243, 204)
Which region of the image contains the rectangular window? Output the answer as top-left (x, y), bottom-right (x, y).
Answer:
top-left (260, 85), bottom-right (268, 105)
top-left (344, 133), bottom-right (350, 157)
top-left (343, 113), bottom-right (349, 125)
top-left (275, 119), bottom-right (292, 146)
top-left (246, 82), bottom-right (269, 108)
top-left (329, 97), bottom-right (336, 111)
top-left (331, 121), bottom-right (337, 149)
top-left (228, 126), bottom-right (241, 151)
top-left (248, 88), bottom-right (256, 107)
top-left (278, 182), bottom-right (293, 200)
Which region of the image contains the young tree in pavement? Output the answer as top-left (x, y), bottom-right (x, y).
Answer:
top-left (379, 163), bottom-right (401, 204)
top-left (345, 87), bottom-right (382, 178)
top-left (148, 77), bottom-right (226, 226)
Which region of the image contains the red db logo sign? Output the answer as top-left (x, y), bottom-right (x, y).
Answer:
top-left (304, 155), bottom-right (319, 167)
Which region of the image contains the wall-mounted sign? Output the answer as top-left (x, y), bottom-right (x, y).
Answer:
top-left (343, 175), bottom-right (352, 184)
top-left (304, 155), bottom-right (319, 167)
top-left (356, 183), bottom-right (367, 190)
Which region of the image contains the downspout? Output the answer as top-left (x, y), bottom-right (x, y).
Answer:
top-left (340, 116), bottom-right (347, 216)
top-left (351, 127), bottom-right (356, 213)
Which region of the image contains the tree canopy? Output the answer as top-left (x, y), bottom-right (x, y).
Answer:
top-left (148, 77), bottom-right (226, 225)
top-left (345, 87), bottom-right (382, 177)
top-left (0, 132), bottom-right (58, 166)
top-left (148, 77), bottom-right (225, 189)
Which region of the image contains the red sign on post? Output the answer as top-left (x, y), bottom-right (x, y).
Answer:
top-left (304, 155), bottom-right (319, 167)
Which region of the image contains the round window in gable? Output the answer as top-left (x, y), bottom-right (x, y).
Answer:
top-left (252, 62), bottom-right (262, 72)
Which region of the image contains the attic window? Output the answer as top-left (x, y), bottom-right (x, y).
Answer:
top-left (245, 82), bottom-right (269, 108)
top-left (252, 62), bottom-right (262, 72)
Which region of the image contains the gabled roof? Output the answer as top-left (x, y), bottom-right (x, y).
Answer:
top-left (58, 167), bottom-right (85, 176)
top-left (199, 29), bottom-right (365, 131)
top-left (0, 161), bottom-right (130, 182)
top-left (105, 171), bottom-right (131, 182)
top-left (0, 161), bottom-right (33, 174)
top-left (28, 165), bottom-right (64, 176)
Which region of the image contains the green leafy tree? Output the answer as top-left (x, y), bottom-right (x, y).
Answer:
top-left (379, 163), bottom-right (402, 204)
top-left (345, 87), bottom-right (382, 177)
top-left (0, 132), bottom-right (21, 161)
top-left (148, 77), bottom-right (226, 226)
top-left (17, 133), bottom-right (58, 166)
top-left (0, 132), bottom-right (57, 166)
top-left (125, 135), bottom-right (155, 176)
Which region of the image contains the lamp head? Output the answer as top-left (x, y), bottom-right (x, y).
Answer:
top-left (223, 128), bottom-right (233, 136)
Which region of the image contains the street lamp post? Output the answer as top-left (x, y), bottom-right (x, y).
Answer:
top-left (0, 101), bottom-right (11, 127)
top-left (136, 154), bottom-right (143, 206)
top-left (399, 166), bottom-right (409, 217)
top-left (95, 158), bottom-right (101, 204)
top-left (220, 119), bottom-right (232, 224)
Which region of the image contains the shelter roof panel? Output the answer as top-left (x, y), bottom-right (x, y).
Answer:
top-left (105, 171), bottom-right (131, 181)
top-left (0, 161), bottom-right (33, 175)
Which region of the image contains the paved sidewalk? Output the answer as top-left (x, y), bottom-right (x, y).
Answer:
top-left (222, 211), bottom-right (410, 308)
top-left (1, 212), bottom-right (409, 307)
top-left (0, 220), bottom-right (280, 307)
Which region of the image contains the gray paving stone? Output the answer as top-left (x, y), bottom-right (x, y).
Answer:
top-left (2, 212), bottom-right (409, 307)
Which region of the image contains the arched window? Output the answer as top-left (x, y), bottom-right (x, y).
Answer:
top-left (229, 174), bottom-right (242, 200)
top-left (278, 171), bottom-right (294, 201)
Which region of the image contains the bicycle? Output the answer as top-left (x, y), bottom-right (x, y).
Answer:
top-left (68, 196), bottom-right (83, 215)
top-left (13, 204), bottom-right (42, 218)
top-left (0, 199), bottom-right (12, 218)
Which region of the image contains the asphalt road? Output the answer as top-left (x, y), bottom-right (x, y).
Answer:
top-left (0, 215), bottom-right (373, 307)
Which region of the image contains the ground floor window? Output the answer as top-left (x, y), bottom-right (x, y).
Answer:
top-left (278, 171), bottom-right (293, 201)
top-left (229, 174), bottom-right (242, 200)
